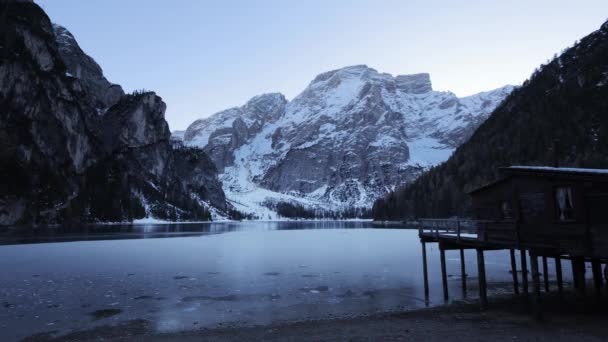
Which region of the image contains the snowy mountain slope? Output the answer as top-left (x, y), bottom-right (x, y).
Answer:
top-left (182, 65), bottom-right (513, 218)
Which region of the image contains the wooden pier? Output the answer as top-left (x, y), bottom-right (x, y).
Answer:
top-left (419, 218), bottom-right (607, 314)
top-left (419, 219), bottom-right (501, 309)
top-left (418, 166), bottom-right (608, 315)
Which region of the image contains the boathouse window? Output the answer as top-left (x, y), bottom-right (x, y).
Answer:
top-left (501, 201), bottom-right (514, 220)
top-left (555, 186), bottom-right (574, 221)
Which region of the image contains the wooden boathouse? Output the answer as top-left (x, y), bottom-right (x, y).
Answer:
top-left (419, 166), bottom-right (608, 314)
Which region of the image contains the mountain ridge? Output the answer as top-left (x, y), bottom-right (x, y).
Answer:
top-left (180, 64), bottom-right (514, 218)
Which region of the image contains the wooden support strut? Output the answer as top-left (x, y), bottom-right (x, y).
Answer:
top-left (460, 248), bottom-right (467, 296)
top-left (592, 259), bottom-right (603, 299)
top-left (421, 242), bottom-right (429, 302)
top-left (555, 257), bottom-right (563, 294)
top-left (440, 247), bottom-right (449, 302)
top-left (477, 248), bottom-right (488, 310)
top-left (572, 257), bottom-right (586, 295)
top-left (571, 258), bottom-right (579, 291)
top-left (529, 251), bottom-right (542, 320)
top-left (510, 249), bottom-right (519, 295)
top-left (542, 256), bottom-right (550, 292)
top-left (520, 249), bottom-right (529, 295)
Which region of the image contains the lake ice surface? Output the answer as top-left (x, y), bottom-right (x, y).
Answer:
top-left (0, 221), bottom-right (572, 341)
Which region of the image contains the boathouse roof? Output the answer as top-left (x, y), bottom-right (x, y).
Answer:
top-left (469, 166), bottom-right (608, 194)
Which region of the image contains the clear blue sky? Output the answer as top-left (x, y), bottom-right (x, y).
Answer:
top-left (37, 0), bottom-right (608, 130)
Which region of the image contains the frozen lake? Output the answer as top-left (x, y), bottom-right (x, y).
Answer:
top-left (0, 221), bottom-right (571, 341)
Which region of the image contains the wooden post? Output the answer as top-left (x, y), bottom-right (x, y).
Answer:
top-left (460, 248), bottom-right (467, 296)
top-left (510, 249), bottom-right (519, 295)
top-left (529, 251), bottom-right (542, 320)
top-left (571, 258), bottom-right (579, 291)
top-left (520, 249), bottom-right (529, 295)
top-left (572, 257), bottom-right (586, 295)
top-left (421, 241), bottom-right (429, 302)
top-left (440, 247), bottom-right (449, 302)
top-left (555, 257), bottom-right (563, 294)
top-left (542, 256), bottom-right (550, 292)
top-left (477, 248), bottom-right (488, 310)
top-left (592, 259), bottom-right (603, 299)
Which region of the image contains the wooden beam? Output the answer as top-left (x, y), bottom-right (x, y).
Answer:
top-left (440, 247), bottom-right (449, 302)
top-left (520, 249), bottom-right (529, 295)
top-left (555, 257), bottom-right (563, 294)
top-left (592, 259), bottom-right (603, 299)
top-left (460, 248), bottom-right (467, 296)
top-left (529, 251), bottom-right (543, 320)
top-left (542, 256), bottom-right (550, 292)
top-left (477, 248), bottom-right (488, 310)
top-left (421, 241), bottom-right (429, 302)
top-left (510, 249), bottom-right (519, 295)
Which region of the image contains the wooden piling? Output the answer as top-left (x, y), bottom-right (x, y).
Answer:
top-left (477, 248), bottom-right (488, 310)
top-left (529, 251), bottom-right (542, 320)
top-left (421, 242), bottom-right (429, 302)
top-left (555, 257), bottom-right (563, 294)
top-left (520, 249), bottom-right (529, 295)
top-left (440, 247), bottom-right (449, 301)
top-left (592, 259), bottom-right (603, 298)
top-left (509, 249), bottom-right (519, 295)
top-left (460, 248), bottom-right (467, 296)
top-left (571, 258), bottom-right (579, 290)
top-left (542, 256), bottom-right (550, 292)
top-left (572, 257), bottom-right (586, 295)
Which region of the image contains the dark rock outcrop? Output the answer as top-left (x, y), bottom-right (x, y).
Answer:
top-left (0, 1), bottom-right (228, 225)
top-left (53, 24), bottom-right (124, 109)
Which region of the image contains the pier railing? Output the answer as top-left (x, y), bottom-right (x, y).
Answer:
top-left (418, 218), bottom-right (489, 241)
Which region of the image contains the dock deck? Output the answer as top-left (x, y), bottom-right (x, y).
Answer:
top-left (417, 218), bottom-right (606, 316)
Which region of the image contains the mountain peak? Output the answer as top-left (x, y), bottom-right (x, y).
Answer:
top-left (246, 92), bottom-right (287, 106)
top-left (395, 73), bottom-right (432, 94)
top-left (243, 92), bottom-right (288, 121)
top-left (52, 23), bottom-right (124, 108)
top-left (310, 65), bottom-right (376, 84)
top-left (52, 24), bottom-right (77, 53)
top-left (338, 64), bottom-right (376, 73)
top-left (309, 65), bottom-right (432, 94)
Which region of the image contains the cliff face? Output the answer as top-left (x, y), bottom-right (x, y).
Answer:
top-left (0, 2), bottom-right (228, 225)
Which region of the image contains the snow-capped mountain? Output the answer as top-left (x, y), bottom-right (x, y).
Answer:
top-left (182, 65), bottom-right (514, 218)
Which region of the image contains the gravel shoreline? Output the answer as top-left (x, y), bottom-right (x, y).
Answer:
top-left (24, 293), bottom-right (608, 341)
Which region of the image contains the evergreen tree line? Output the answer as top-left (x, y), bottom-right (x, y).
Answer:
top-left (264, 201), bottom-right (371, 220)
top-left (373, 20), bottom-right (608, 221)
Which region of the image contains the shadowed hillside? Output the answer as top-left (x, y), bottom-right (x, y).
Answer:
top-left (373, 19), bottom-right (608, 220)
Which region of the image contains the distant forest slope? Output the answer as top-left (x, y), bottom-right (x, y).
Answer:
top-left (373, 20), bottom-right (608, 221)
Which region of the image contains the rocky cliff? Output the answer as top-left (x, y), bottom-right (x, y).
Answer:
top-left (0, 1), bottom-right (228, 225)
top-left (183, 65), bottom-right (513, 218)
